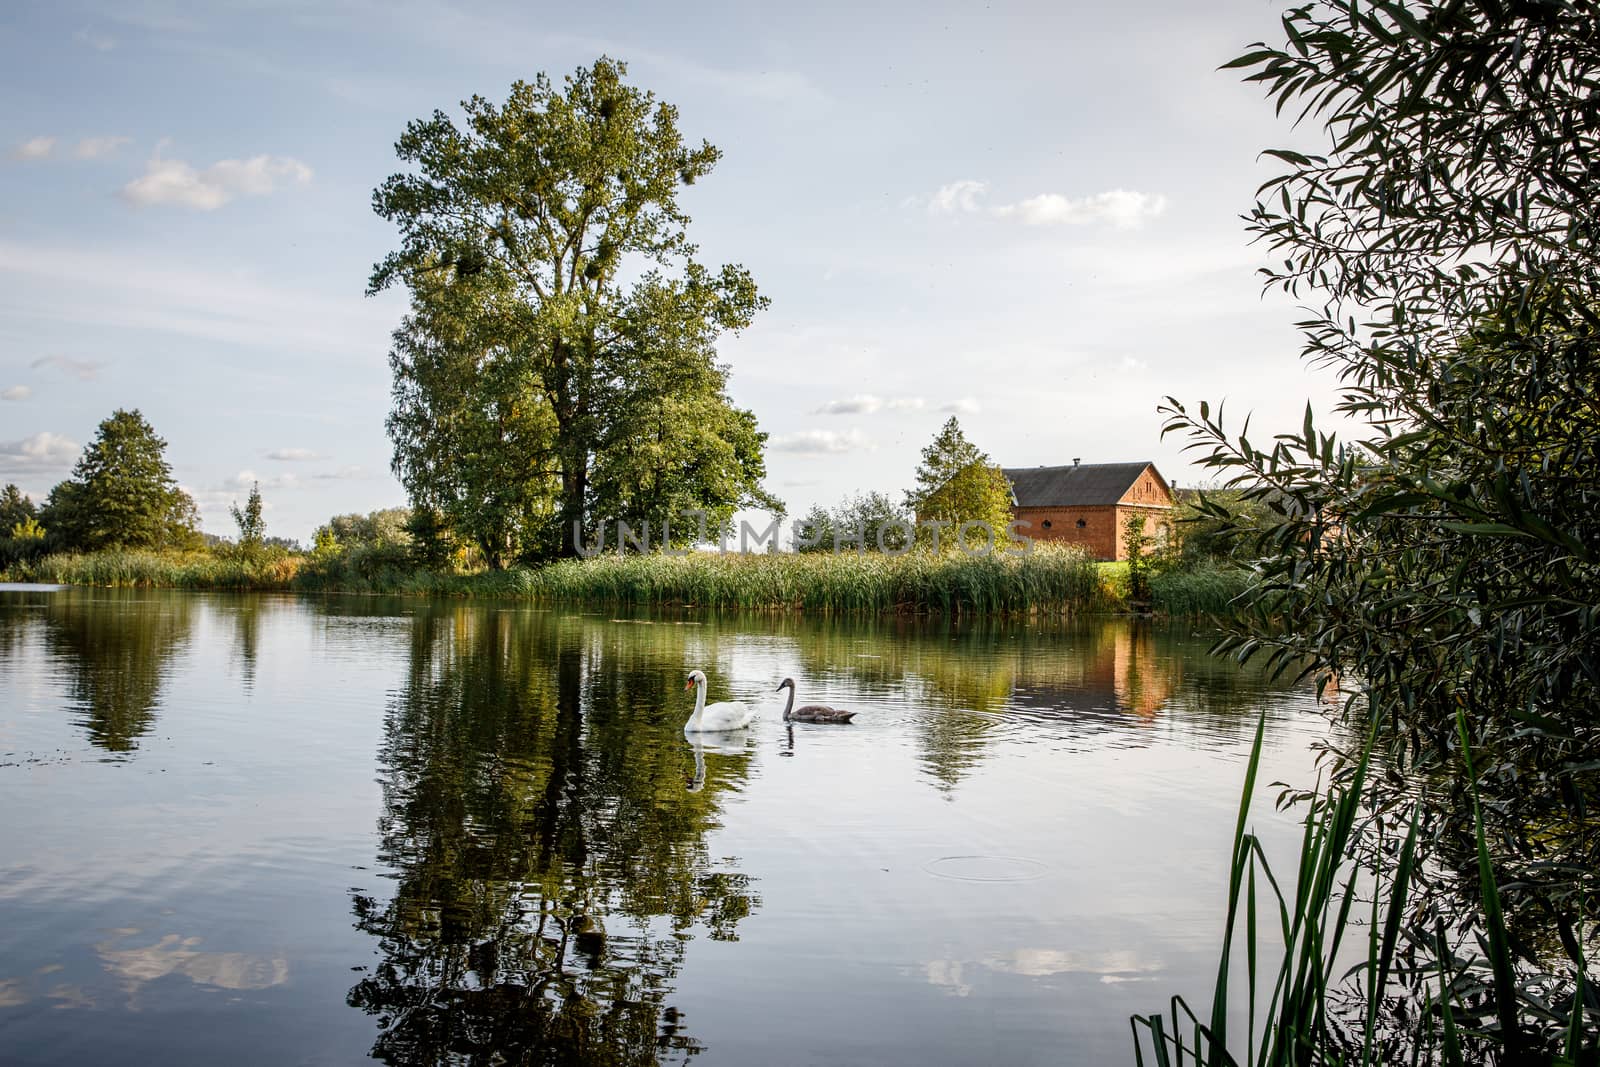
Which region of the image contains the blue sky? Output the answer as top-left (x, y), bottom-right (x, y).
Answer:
top-left (0, 0), bottom-right (1341, 542)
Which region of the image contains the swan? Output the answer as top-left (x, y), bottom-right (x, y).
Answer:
top-left (683, 669), bottom-right (755, 733)
top-left (776, 677), bottom-right (856, 724)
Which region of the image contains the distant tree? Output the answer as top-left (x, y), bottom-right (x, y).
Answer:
top-left (0, 484), bottom-right (36, 531)
top-left (835, 491), bottom-right (912, 552)
top-left (315, 508), bottom-right (412, 550)
top-left (905, 417), bottom-right (1014, 549)
top-left (792, 503), bottom-right (835, 554)
top-left (310, 526), bottom-right (340, 561)
top-left (229, 482), bottom-right (266, 550)
top-left (370, 58), bottom-right (775, 560)
top-left (41, 409), bottom-right (200, 551)
top-left (793, 492), bottom-right (911, 553)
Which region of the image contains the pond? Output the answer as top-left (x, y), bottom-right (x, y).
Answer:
top-left (0, 588), bottom-right (1330, 1065)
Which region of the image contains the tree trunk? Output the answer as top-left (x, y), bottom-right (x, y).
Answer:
top-left (559, 458), bottom-right (588, 559)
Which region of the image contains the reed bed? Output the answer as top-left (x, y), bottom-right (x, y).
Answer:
top-left (524, 543), bottom-right (1104, 615)
top-left (10, 544), bottom-right (1107, 615)
top-left (16, 550), bottom-right (304, 590)
top-left (1149, 563), bottom-right (1254, 617)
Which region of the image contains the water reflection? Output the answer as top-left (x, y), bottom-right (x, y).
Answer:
top-left (96, 929), bottom-right (290, 1004)
top-left (42, 591), bottom-right (194, 753)
top-left (348, 604), bottom-right (759, 1065)
top-left (0, 591), bottom-right (1326, 1066)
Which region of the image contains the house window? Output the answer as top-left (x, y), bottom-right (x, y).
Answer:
top-left (1042, 520), bottom-right (1053, 529)
top-left (1076, 519), bottom-right (1086, 529)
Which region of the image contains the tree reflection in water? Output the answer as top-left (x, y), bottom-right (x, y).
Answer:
top-left (43, 590), bottom-right (194, 754)
top-left (348, 605), bottom-right (757, 1065)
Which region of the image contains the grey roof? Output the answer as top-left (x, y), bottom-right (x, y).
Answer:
top-left (1002, 462), bottom-right (1163, 508)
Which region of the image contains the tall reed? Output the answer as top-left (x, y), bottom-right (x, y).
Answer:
top-left (1130, 710), bottom-right (1586, 1065)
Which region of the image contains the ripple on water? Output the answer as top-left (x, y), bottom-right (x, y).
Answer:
top-left (922, 855), bottom-right (1050, 883)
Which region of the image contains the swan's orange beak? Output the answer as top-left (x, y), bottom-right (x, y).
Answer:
top-left (684, 678), bottom-right (695, 690)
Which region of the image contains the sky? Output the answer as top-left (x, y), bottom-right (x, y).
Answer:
top-left (0, 0), bottom-right (1347, 543)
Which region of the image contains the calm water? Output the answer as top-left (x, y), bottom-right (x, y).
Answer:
top-left (0, 588), bottom-right (1329, 1065)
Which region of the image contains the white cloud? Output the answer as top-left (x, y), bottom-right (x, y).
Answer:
top-left (1119, 356), bottom-right (1149, 372)
top-left (265, 447), bottom-right (319, 461)
top-left (31, 354), bottom-right (103, 381)
top-left (11, 137), bottom-right (55, 161)
top-left (813, 394), bottom-right (926, 415)
top-left (230, 470), bottom-right (299, 491)
top-left (941, 397), bottom-right (981, 414)
top-left (121, 152), bottom-right (313, 210)
top-left (0, 431), bottom-right (79, 476)
top-left (1, 385), bottom-right (30, 401)
top-left (995, 189), bottom-right (1168, 229)
top-left (75, 136), bottom-right (131, 159)
top-left (927, 180), bottom-right (989, 215)
top-left (310, 466), bottom-right (366, 480)
top-left (770, 429), bottom-right (872, 454)
top-left (814, 394), bottom-right (883, 415)
top-left (921, 182), bottom-right (1167, 230)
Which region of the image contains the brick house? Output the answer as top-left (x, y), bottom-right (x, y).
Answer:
top-left (1003, 461), bottom-right (1174, 561)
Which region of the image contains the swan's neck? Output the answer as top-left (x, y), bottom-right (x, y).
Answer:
top-left (687, 682), bottom-right (706, 729)
top-left (781, 686), bottom-right (794, 721)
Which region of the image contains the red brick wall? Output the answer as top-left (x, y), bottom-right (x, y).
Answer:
top-left (1012, 504), bottom-right (1171, 561)
top-left (1012, 505), bottom-right (1119, 559)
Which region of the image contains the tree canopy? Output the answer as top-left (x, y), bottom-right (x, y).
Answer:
top-left (905, 417), bottom-right (1014, 549)
top-left (41, 409), bottom-right (199, 552)
top-left (372, 58), bottom-right (776, 563)
top-left (0, 484), bottom-right (35, 533)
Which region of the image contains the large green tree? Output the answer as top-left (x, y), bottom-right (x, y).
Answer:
top-left (42, 409), bottom-right (199, 552)
top-left (904, 417), bottom-right (1014, 550)
top-left (371, 58), bottom-right (776, 562)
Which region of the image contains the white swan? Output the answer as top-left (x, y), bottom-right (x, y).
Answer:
top-left (683, 669), bottom-right (754, 733)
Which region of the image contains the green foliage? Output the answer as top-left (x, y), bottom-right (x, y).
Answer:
top-left (1173, 487), bottom-right (1281, 564)
top-left (0, 483), bottom-right (36, 532)
top-left (229, 482), bottom-right (266, 550)
top-left (39, 410), bottom-right (200, 552)
top-left (906, 417), bottom-right (1015, 549)
top-left (795, 491), bottom-right (911, 553)
top-left (0, 513), bottom-right (48, 569)
top-left (10, 515), bottom-right (45, 542)
top-left (315, 507), bottom-right (411, 549)
top-left (1148, 563), bottom-right (1252, 618)
top-left (372, 58), bottom-right (775, 561)
top-left (310, 527), bottom-right (340, 561)
top-left (1145, 1), bottom-right (1600, 1061)
top-left (403, 506), bottom-right (455, 570)
top-left (1123, 514), bottom-right (1152, 602)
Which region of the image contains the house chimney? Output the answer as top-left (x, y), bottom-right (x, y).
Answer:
top-left (1073, 457), bottom-right (1081, 467)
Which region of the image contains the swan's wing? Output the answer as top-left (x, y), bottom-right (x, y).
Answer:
top-left (701, 700), bottom-right (755, 729)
